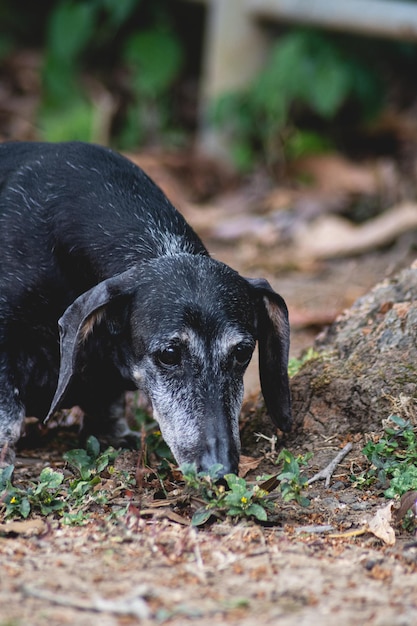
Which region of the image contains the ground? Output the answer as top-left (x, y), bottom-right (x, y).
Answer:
top-left (1, 150), bottom-right (417, 625)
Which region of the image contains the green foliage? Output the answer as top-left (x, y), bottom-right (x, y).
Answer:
top-left (288, 347), bottom-right (320, 378)
top-left (124, 30), bottom-right (183, 98)
top-left (0, 437), bottom-right (131, 523)
top-left (39, 99), bottom-right (95, 143)
top-left (120, 28), bottom-right (184, 148)
top-left (211, 29), bottom-right (383, 170)
top-left (181, 463), bottom-right (274, 525)
top-left (0, 464), bottom-right (65, 518)
top-left (39, 0), bottom-right (184, 145)
top-left (63, 433), bottom-right (118, 480)
top-left (182, 449), bottom-right (310, 526)
top-left (275, 449), bottom-right (311, 507)
top-left (352, 415), bottom-right (417, 498)
top-left (133, 407), bottom-right (175, 471)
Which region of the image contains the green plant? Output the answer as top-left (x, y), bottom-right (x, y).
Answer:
top-left (0, 437), bottom-right (130, 523)
top-left (352, 415), bottom-right (417, 498)
top-left (133, 407), bottom-right (175, 471)
top-left (182, 449), bottom-right (310, 526)
top-left (39, 0), bottom-right (184, 146)
top-left (40, 0), bottom-right (132, 141)
top-left (181, 463), bottom-right (274, 525)
top-left (62, 435), bottom-right (121, 519)
top-left (211, 29), bottom-right (383, 170)
top-left (275, 449), bottom-right (311, 507)
top-left (120, 27), bottom-right (184, 148)
top-left (0, 464), bottom-right (66, 518)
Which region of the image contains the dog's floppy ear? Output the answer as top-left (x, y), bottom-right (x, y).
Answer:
top-left (46, 266), bottom-right (140, 421)
top-left (247, 278), bottom-right (292, 432)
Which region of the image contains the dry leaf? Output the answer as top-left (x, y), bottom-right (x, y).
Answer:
top-left (394, 490), bottom-right (417, 522)
top-left (365, 502), bottom-right (396, 546)
top-left (239, 455), bottom-right (262, 477)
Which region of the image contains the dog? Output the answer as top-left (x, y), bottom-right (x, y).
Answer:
top-left (0, 141), bottom-right (291, 475)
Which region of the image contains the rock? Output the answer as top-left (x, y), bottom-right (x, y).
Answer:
top-left (290, 261), bottom-right (417, 436)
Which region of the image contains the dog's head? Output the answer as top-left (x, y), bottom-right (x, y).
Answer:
top-left (47, 255), bottom-right (291, 475)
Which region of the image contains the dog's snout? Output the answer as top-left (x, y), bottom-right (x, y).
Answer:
top-left (198, 435), bottom-right (239, 477)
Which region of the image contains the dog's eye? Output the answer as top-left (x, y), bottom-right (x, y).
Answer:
top-left (156, 345), bottom-right (182, 368)
top-left (232, 344), bottom-right (253, 367)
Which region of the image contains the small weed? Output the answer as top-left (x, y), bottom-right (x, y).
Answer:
top-left (0, 436), bottom-right (133, 523)
top-left (352, 415), bottom-right (417, 498)
top-left (182, 449), bottom-right (310, 526)
top-left (133, 407), bottom-right (175, 472)
top-left (275, 449), bottom-right (311, 507)
top-left (181, 463), bottom-right (274, 525)
top-left (0, 464), bottom-right (66, 518)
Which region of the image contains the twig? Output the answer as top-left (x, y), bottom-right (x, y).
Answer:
top-left (254, 432), bottom-right (277, 455)
top-left (307, 442), bottom-right (353, 488)
top-left (22, 585), bottom-right (151, 619)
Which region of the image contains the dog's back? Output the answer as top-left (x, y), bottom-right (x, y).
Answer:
top-left (0, 142), bottom-right (206, 295)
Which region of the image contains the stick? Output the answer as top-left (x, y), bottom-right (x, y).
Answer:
top-left (307, 442), bottom-right (353, 488)
top-left (22, 585), bottom-right (151, 619)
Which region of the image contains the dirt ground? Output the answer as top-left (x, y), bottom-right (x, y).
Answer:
top-left (1, 152), bottom-right (417, 626)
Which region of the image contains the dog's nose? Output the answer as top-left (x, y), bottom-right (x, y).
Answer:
top-left (199, 437), bottom-right (239, 477)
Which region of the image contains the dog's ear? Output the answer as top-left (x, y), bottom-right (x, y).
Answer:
top-left (247, 278), bottom-right (292, 432)
top-left (46, 266), bottom-right (140, 421)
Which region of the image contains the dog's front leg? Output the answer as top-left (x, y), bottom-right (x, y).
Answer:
top-left (0, 353), bottom-right (25, 467)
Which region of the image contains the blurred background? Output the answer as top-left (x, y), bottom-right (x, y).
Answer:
top-left (2, 0), bottom-right (417, 389)
top-left (2, 0), bottom-right (417, 166)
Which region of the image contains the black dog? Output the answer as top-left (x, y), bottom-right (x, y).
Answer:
top-left (0, 141), bottom-right (291, 474)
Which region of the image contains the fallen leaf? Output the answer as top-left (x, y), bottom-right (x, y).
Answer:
top-left (365, 502), bottom-right (396, 546)
top-left (394, 490), bottom-right (417, 523)
top-left (239, 455), bottom-right (262, 477)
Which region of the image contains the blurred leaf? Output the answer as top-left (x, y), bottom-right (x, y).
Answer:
top-left (101, 0), bottom-right (139, 28)
top-left (285, 130), bottom-right (333, 160)
top-left (124, 29), bottom-right (183, 97)
top-left (191, 507), bottom-right (213, 526)
top-left (47, 0), bottom-right (96, 62)
top-left (245, 503), bottom-right (268, 521)
top-left (86, 435), bottom-right (100, 460)
top-left (39, 98), bottom-right (94, 143)
top-left (212, 29), bottom-right (384, 170)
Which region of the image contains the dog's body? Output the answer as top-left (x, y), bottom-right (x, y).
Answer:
top-left (0, 141), bottom-right (291, 474)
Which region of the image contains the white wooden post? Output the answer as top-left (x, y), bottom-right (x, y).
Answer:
top-left (198, 0), bottom-right (270, 158)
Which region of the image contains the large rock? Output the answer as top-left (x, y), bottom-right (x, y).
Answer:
top-left (290, 261), bottom-right (417, 436)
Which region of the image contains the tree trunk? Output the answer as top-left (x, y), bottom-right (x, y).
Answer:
top-left (290, 261), bottom-right (417, 437)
